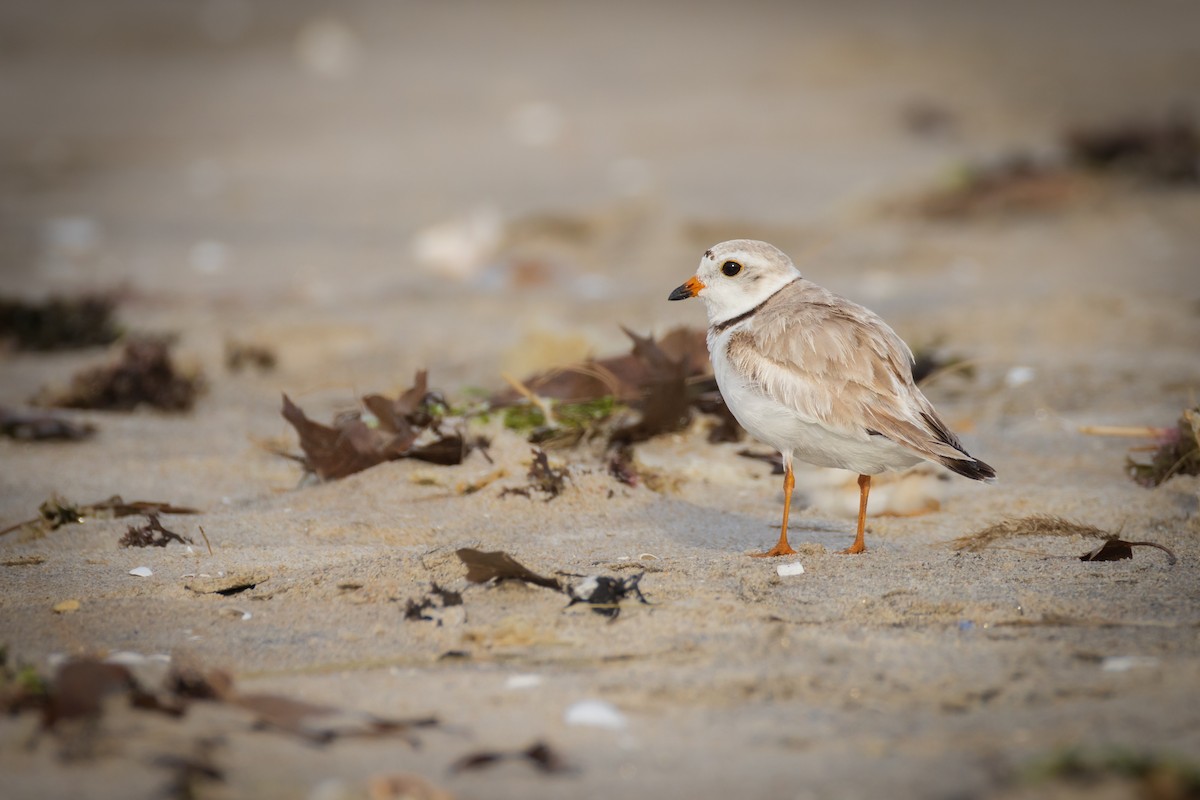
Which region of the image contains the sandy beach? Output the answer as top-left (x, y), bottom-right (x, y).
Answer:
top-left (2, 2), bottom-right (1199, 798)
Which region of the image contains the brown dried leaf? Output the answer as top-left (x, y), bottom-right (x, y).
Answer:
top-left (281, 394), bottom-right (386, 480)
top-left (1080, 539), bottom-right (1177, 565)
top-left (451, 740), bottom-right (573, 774)
top-left (281, 371), bottom-right (471, 481)
top-left (456, 548), bottom-right (563, 591)
top-left (0, 407), bottom-right (95, 441)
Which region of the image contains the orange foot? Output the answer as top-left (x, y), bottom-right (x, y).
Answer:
top-left (750, 543), bottom-right (798, 558)
top-left (839, 542), bottom-right (867, 555)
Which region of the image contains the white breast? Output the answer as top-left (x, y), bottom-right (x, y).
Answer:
top-left (708, 325), bottom-right (924, 475)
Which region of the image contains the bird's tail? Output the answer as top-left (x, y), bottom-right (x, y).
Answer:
top-left (944, 456), bottom-right (996, 483)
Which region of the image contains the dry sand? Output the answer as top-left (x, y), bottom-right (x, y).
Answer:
top-left (2, 2), bottom-right (1200, 798)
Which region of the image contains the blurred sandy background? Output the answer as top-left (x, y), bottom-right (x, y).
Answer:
top-left (2, 2), bottom-right (1200, 798)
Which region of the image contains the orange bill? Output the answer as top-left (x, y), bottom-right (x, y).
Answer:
top-left (668, 275), bottom-right (706, 301)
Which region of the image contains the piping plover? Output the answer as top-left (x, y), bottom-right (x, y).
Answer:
top-left (669, 239), bottom-right (994, 556)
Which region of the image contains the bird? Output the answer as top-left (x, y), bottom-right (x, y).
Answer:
top-left (668, 239), bottom-right (994, 556)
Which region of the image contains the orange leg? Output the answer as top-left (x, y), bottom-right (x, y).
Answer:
top-left (752, 457), bottom-right (798, 558)
top-left (841, 474), bottom-right (871, 554)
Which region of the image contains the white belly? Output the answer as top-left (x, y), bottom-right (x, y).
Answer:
top-left (711, 330), bottom-right (924, 475)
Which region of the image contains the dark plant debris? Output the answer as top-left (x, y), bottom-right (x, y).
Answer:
top-left (1080, 539), bottom-right (1178, 566)
top-left (0, 406), bottom-right (95, 441)
top-left (1126, 407), bottom-right (1200, 488)
top-left (0, 293), bottom-right (122, 351)
top-left (404, 581), bottom-right (464, 624)
top-left (38, 337), bottom-right (204, 413)
top-left (451, 740), bottom-right (573, 775)
top-left (607, 444), bottom-right (639, 487)
top-left (224, 339), bottom-right (277, 373)
top-left (281, 370), bottom-right (483, 481)
top-left (119, 514), bottom-right (193, 548)
top-left (912, 113), bottom-right (1200, 219)
top-left (0, 495), bottom-right (200, 538)
top-left (953, 515), bottom-right (1177, 565)
top-left (1025, 746), bottom-right (1200, 797)
top-left (501, 448), bottom-right (570, 500)
top-left (565, 572), bottom-right (649, 619)
top-left (4, 655), bottom-right (436, 749)
top-left (1066, 113), bottom-right (1200, 184)
top-left (495, 326), bottom-right (738, 447)
top-left (738, 449), bottom-right (785, 475)
top-left (456, 548), bottom-right (563, 591)
top-left (153, 739), bottom-right (226, 799)
top-left (915, 154), bottom-right (1082, 219)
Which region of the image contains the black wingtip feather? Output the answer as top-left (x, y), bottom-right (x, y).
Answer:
top-left (945, 457), bottom-right (996, 483)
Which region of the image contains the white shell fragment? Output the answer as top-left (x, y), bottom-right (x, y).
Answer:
top-left (776, 562), bottom-right (806, 577)
top-left (505, 674), bottom-right (543, 690)
top-left (1101, 656), bottom-right (1160, 672)
top-left (128, 566), bottom-right (153, 577)
top-left (564, 699), bottom-right (627, 730)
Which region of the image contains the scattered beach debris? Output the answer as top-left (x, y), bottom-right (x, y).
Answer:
top-left (1066, 114), bottom-right (1199, 184)
top-left (52, 599), bottom-right (81, 614)
top-left (37, 337), bottom-right (204, 412)
top-left (607, 444), bottom-right (639, 487)
top-left (1100, 656), bottom-right (1160, 673)
top-left (953, 516), bottom-right (1110, 551)
top-left (456, 548), bottom-right (562, 591)
top-left (451, 740), bottom-right (573, 775)
top-left (910, 345), bottom-right (975, 386)
top-left (495, 326), bottom-right (725, 447)
top-left (404, 582), bottom-right (465, 625)
top-left (952, 515), bottom-right (1177, 565)
top-left (909, 113), bottom-right (1199, 219)
top-left (224, 339), bottom-right (278, 373)
top-left (1123, 407), bottom-right (1200, 487)
top-left (0, 293), bottom-right (122, 351)
top-left (3, 555), bottom-right (46, 566)
top-left (1080, 539), bottom-right (1177, 565)
top-left (227, 687), bottom-right (434, 744)
top-left (563, 699), bottom-right (627, 730)
top-left (913, 154), bottom-right (1082, 219)
top-left (153, 739), bottom-right (226, 798)
top-left (738, 449), bottom-right (786, 475)
top-left (1024, 747), bottom-right (1200, 796)
top-left (129, 566), bottom-right (154, 577)
top-left (119, 514), bottom-right (193, 548)
top-left (4, 656), bottom-right (437, 750)
top-left (0, 495), bottom-right (199, 539)
top-left (500, 448), bottom-right (570, 500)
top-left (281, 370), bottom-right (481, 481)
top-left (0, 406), bottom-right (95, 441)
top-left (565, 573), bottom-right (649, 619)
top-left (608, 327), bottom-right (693, 444)
top-left (776, 562), bottom-right (806, 577)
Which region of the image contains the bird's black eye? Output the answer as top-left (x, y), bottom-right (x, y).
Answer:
top-left (721, 260), bottom-right (742, 277)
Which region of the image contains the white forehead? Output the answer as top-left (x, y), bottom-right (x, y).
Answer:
top-left (702, 239), bottom-right (796, 271)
